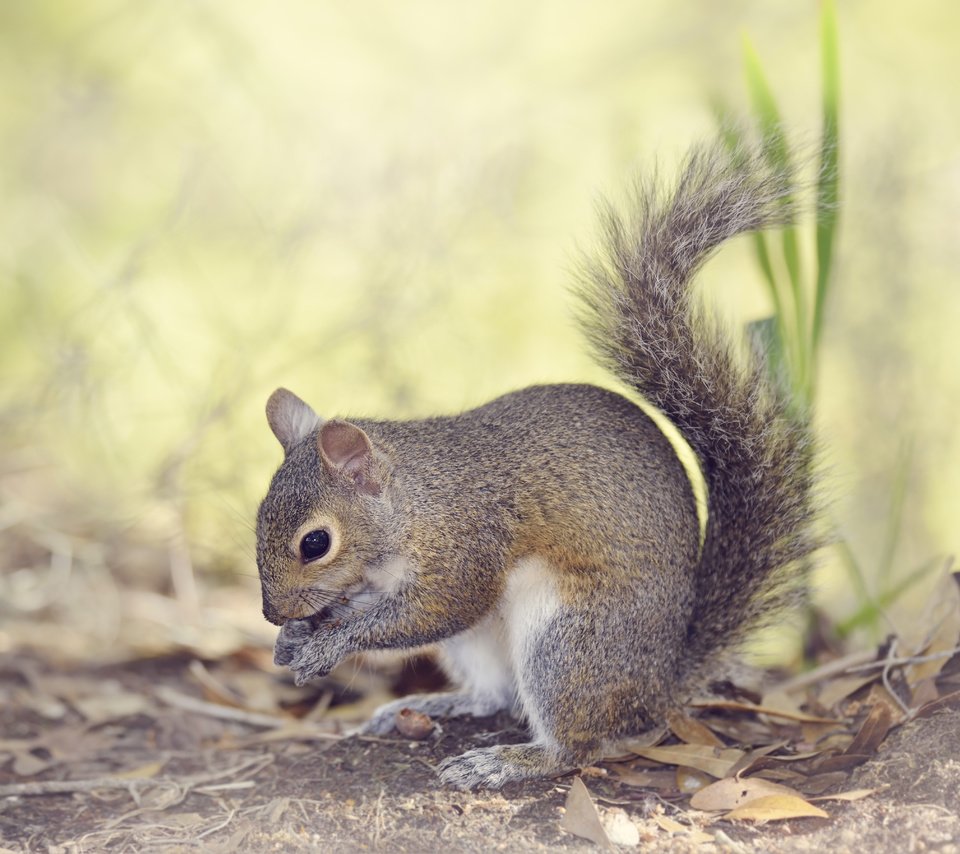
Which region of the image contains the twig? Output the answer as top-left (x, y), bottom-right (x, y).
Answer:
top-left (0, 778), bottom-right (150, 798)
top-left (196, 807), bottom-right (239, 840)
top-left (0, 754), bottom-right (272, 801)
top-left (879, 638), bottom-right (911, 717)
top-left (844, 644), bottom-right (960, 674)
top-left (776, 648), bottom-right (878, 692)
top-left (194, 781), bottom-right (257, 794)
top-left (155, 686), bottom-right (341, 736)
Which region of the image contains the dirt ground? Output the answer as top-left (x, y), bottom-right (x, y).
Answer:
top-left (1, 650), bottom-right (958, 854)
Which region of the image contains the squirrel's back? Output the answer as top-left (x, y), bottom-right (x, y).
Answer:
top-left (357, 382), bottom-right (700, 590)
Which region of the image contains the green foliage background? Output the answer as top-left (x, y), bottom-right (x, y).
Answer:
top-left (1, 1), bottom-right (958, 645)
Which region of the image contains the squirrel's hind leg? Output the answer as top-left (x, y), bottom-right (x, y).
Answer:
top-left (363, 611), bottom-right (516, 735)
top-left (437, 742), bottom-right (569, 790)
top-left (361, 690), bottom-right (506, 736)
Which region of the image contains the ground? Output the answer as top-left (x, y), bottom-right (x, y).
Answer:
top-left (1, 648), bottom-right (958, 853)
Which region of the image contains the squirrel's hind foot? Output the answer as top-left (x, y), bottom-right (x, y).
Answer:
top-left (437, 743), bottom-right (566, 790)
top-left (362, 691), bottom-right (508, 736)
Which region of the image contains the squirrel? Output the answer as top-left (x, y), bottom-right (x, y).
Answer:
top-left (255, 138), bottom-right (821, 790)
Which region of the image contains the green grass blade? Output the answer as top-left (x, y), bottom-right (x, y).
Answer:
top-left (836, 554), bottom-right (944, 639)
top-left (812, 0), bottom-right (840, 356)
top-left (752, 232), bottom-right (782, 317)
top-left (877, 439), bottom-right (914, 589)
top-left (743, 37), bottom-right (807, 382)
top-left (742, 37), bottom-right (788, 160)
top-left (835, 540), bottom-right (875, 615)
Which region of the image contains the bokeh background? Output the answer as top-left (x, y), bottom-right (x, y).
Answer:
top-left (1, 1), bottom-right (958, 664)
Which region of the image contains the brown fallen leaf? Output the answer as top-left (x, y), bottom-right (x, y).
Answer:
top-left (906, 569), bottom-right (960, 686)
top-left (727, 740), bottom-right (791, 777)
top-left (915, 688), bottom-right (960, 719)
top-left (910, 677), bottom-right (939, 708)
top-left (752, 768), bottom-right (807, 784)
top-left (692, 699), bottom-right (839, 724)
top-left (617, 725), bottom-right (668, 755)
top-left (631, 744), bottom-right (745, 779)
top-left (759, 689), bottom-right (807, 719)
top-left (690, 777), bottom-right (802, 811)
top-left (652, 814), bottom-right (715, 844)
top-left (676, 766), bottom-right (712, 794)
top-left (560, 777), bottom-right (614, 851)
top-left (666, 710), bottom-right (725, 747)
top-left (608, 764), bottom-right (678, 791)
top-left (114, 760), bottom-right (167, 780)
top-left (845, 702), bottom-right (895, 755)
top-left (816, 674), bottom-right (877, 710)
top-left (724, 794), bottom-right (829, 822)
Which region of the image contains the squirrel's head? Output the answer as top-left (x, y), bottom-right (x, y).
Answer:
top-left (256, 388), bottom-right (398, 626)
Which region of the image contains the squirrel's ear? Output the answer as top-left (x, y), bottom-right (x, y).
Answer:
top-left (318, 420), bottom-right (381, 496)
top-left (266, 388), bottom-right (323, 455)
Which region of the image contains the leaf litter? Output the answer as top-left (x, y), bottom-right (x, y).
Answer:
top-left (0, 570), bottom-right (958, 850)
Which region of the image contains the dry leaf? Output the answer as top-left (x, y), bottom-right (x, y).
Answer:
top-left (803, 730), bottom-right (853, 752)
top-left (810, 788), bottom-right (878, 802)
top-left (906, 570), bottom-right (960, 686)
top-left (753, 768), bottom-right (806, 784)
top-left (727, 740), bottom-right (791, 777)
top-left (189, 660), bottom-right (246, 708)
top-left (617, 725), bottom-right (668, 755)
top-left (666, 710), bottom-right (725, 747)
top-left (724, 794), bottom-right (829, 822)
top-left (915, 688), bottom-right (960, 719)
top-left (560, 777), bottom-right (614, 850)
top-left (72, 692), bottom-right (151, 723)
top-left (759, 689), bottom-right (806, 719)
top-left (910, 678), bottom-right (939, 708)
top-left (692, 699), bottom-right (839, 724)
top-left (652, 814), bottom-right (715, 844)
top-left (698, 715), bottom-right (776, 745)
top-left (846, 703), bottom-right (895, 755)
top-left (690, 777), bottom-right (802, 811)
top-left (675, 766), bottom-right (712, 794)
top-left (631, 744), bottom-right (745, 778)
top-left (653, 814), bottom-right (688, 834)
top-left (816, 674), bottom-right (876, 710)
top-left (608, 764), bottom-right (678, 790)
top-left (115, 760), bottom-right (167, 780)
top-left (863, 682), bottom-right (908, 723)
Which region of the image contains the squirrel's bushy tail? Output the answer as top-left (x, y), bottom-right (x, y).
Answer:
top-left (579, 139), bottom-right (820, 681)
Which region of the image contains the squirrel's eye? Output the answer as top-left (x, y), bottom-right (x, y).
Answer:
top-left (300, 529), bottom-right (331, 562)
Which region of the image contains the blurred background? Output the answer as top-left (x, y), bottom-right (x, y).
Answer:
top-left (1, 0), bottom-right (957, 666)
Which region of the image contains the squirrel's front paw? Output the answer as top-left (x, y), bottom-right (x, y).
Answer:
top-left (273, 619), bottom-right (314, 666)
top-left (286, 630), bottom-right (349, 685)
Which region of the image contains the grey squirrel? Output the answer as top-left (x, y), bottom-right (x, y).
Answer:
top-left (255, 138), bottom-right (820, 790)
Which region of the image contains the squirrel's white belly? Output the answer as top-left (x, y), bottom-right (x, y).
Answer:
top-left (437, 555), bottom-right (562, 738)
